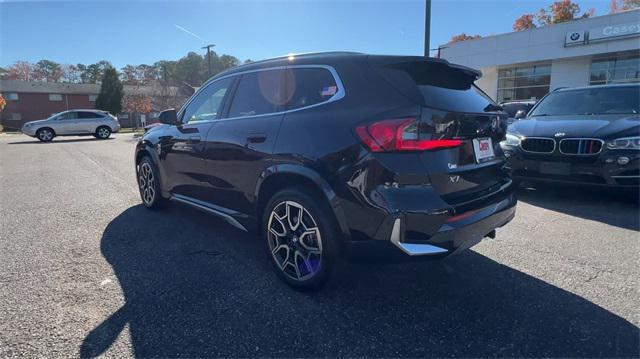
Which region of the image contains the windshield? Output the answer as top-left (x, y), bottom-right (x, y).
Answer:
top-left (530, 86), bottom-right (640, 116)
top-left (501, 103), bottom-right (533, 117)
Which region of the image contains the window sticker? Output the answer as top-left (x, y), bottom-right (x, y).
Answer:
top-left (320, 86), bottom-right (337, 97)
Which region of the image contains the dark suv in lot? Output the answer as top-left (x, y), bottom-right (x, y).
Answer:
top-left (501, 84), bottom-right (640, 189)
top-left (135, 52), bottom-right (516, 290)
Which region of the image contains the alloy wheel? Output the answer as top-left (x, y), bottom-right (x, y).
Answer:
top-left (267, 201), bottom-right (323, 281)
top-left (38, 129), bottom-right (53, 141)
top-left (138, 162), bottom-right (156, 204)
top-left (97, 127), bottom-right (110, 138)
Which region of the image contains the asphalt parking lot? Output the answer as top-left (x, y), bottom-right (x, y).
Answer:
top-left (0, 133), bottom-right (638, 358)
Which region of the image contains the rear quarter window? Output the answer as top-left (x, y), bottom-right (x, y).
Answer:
top-left (78, 112), bottom-right (103, 119)
top-left (284, 68), bottom-right (339, 111)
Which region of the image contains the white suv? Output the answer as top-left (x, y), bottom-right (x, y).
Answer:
top-left (21, 110), bottom-right (121, 142)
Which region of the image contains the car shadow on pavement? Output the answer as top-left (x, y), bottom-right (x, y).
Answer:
top-left (7, 138), bottom-right (114, 145)
top-left (81, 204), bottom-right (639, 358)
top-left (516, 183), bottom-right (639, 231)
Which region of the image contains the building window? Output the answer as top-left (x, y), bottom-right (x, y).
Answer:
top-left (4, 93), bottom-right (19, 100)
top-left (5, 113), bottom-right (21, 121)
top-left (88, 95), bottom-right (97, 102)
top-left (497, 63), bottom-right (551, 102)
top-left (49, 94), bottom-right (63, 101)
top-left (590, 53), bottom-right (640, 85)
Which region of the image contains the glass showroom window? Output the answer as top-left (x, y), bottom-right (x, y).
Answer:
top-left (590, 53), bottom-right (640, 85)
top-left (497, 63), bottom-right (551, 102)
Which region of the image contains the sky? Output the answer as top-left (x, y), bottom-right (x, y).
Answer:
top-left (1, 0), bottom-right (614, 69)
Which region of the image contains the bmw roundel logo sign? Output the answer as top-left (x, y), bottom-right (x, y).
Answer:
top-left (565, 30), bottom-right (585, 46)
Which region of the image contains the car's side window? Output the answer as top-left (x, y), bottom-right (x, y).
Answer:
top-left (284, 68), bottom-right (339, 111)
top-left (57, 112), bottom-right (78, 120)
top-left (182, 77), bottom-right (234, 124)
top-left (227, 69), bottom-right (287, 118)
top-left (78, 112), bottom-right (101, 119)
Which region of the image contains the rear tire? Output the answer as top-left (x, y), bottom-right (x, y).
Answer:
top-left (36, 128), bottom-right (54, 142)
top-left (95, 126), bottom-right (111, 139)
top-left (137, 156), bottom-right (167, 210)
top-left (262, 187), bottom-right (340, 291)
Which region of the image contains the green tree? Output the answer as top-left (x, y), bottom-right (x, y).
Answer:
top-left (95, 67), bottom-right (123, 115)
top-left (33, 59), bottom-right (63, 82)
top-left (82, 60), bottom-right (112, 83)
top-left (175, 52), bottom-right (205, 86)
top-left (219, 54), bottom-right (240, 70)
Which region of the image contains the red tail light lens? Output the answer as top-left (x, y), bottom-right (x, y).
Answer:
top-left (355, 118), bottom-right (462, 152)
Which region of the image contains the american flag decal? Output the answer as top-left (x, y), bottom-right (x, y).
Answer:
top-left (320, 86), bottom-right (337, 97)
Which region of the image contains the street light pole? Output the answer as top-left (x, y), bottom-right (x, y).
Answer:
top-left (202, 44), bottom-right (215, 77)
top-left (424, 0), bottom-right (431, 57)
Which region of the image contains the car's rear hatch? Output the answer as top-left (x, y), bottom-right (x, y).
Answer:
top-left (366, 56), bottom-right (509, 206)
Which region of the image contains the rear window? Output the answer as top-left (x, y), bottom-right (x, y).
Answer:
top-left (418, 85), bottom-right (494, 114)
top-left (530, 86), bottom-right (640, 116)
top-left (374, 60), bottom-right (496, 114)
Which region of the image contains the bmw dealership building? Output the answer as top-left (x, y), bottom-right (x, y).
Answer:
top-left (439, 9), bottom-right (640, 103)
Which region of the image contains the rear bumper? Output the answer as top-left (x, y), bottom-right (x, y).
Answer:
top-left (390, 192), bottom-right (516, 256)
top-left (342, 180), bottom-right (517, 259)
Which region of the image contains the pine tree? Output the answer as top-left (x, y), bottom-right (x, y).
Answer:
top-left (95, 67), bottom-right (123, 115)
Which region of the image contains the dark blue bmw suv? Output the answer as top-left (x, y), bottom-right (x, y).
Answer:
top-left (135, 52), bottom-right (517, 290)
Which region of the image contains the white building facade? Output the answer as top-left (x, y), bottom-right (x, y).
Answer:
top-left (439, 10), bottom-right (640, 103)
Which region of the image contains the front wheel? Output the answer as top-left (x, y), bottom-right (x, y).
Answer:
top-left (137, 156), bottom-right (167, 209)
top-left (95, 126), bottom-right (111, 139)
top-left (36, 128), bottom-right (54, 142)
top-left (262, 188), bottom-right (339, 291)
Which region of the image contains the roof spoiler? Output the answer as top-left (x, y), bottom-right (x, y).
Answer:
top-left (367, 55), bottom-right (482, 81)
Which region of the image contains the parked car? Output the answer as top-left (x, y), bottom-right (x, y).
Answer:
top-left (499, 100), bottom-right (536, 125)
top-left (134, 52), bottom-right (516, 290)
top-left (21, 109), bottom-right (120, 142)
top-left (501, 83), bottom-right (640, 189)
top-left (143, 122), bottom-right (162, 133)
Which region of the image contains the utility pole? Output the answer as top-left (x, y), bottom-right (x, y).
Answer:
top-left (424, 0), bottom-right (431, 57)
top-left (202, 44), bottom-right (215, 77)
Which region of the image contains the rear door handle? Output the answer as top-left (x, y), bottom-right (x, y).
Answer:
top-left (188, 136), bottom-right (201, 143)
top-left (246, 134), bottom-right (267, 144)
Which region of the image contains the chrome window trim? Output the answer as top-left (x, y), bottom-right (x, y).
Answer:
top-left (178, 64), bottom-right (345, 124)
top-left (520, 136), bottom-right (556, 154)
top-left (558, 138), bottom-right (605, 155)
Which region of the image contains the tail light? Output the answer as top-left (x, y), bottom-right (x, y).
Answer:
top-left (355, 118), bottom-right (462, 152)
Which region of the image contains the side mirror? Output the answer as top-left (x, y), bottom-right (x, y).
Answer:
top-left (514, 110), bottom-right (527, 120)
top-left (158, 109), bottom-right (178, 125)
